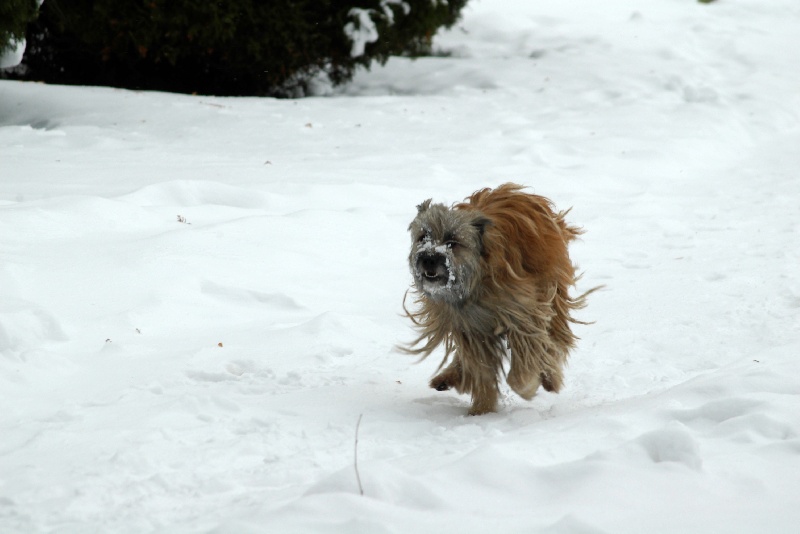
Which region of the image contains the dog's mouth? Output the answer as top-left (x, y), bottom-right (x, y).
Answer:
top-left (415, 252), bottom-right (456, 296)
top-left (423, 272), bottom-right (447, 284)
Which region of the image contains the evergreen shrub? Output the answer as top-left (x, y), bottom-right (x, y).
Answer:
top-left (9, 0), bottom-right (468, 96)
top-left (0, 0), bottom-right (39, 57)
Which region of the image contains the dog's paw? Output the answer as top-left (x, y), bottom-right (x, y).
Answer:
top-left (430, 378), bottom-right (452, 391)
top-left (540, 372), bottom-right (562, 393)
top-left (467, 402), bottom-right (497, 416)
top-left (429, 364), bottom-right (462, 392)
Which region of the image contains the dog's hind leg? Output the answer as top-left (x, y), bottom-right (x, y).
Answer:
top-left (540, 365), bottom-right (564, 392)
top-left (539, 345), bottom-right (567, 393)
top-left (506, 332), bottom-right (545, 400)
top-left (506, 362), bottom-right (542, 400)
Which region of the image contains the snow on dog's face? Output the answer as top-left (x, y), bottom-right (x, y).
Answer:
top-left (408, 199), bottom-right (489, 304)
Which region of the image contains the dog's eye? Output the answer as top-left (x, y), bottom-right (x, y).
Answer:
top-left (446, 240), bottom-right (460, 249)
top-left (417, 234), bottom-right (428, 243)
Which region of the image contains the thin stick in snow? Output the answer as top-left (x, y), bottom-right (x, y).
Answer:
top-left (354, 413), bottom-right (364, 496)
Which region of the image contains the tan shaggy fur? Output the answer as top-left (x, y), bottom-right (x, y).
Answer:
top-left (402, 183), bottom-right (595, 415)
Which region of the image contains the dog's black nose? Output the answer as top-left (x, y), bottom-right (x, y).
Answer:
top-left (420, 255), bottom-right (436, 272)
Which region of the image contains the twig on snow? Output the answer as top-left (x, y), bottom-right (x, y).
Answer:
top-left (354, 413), bottom-right (364, 496)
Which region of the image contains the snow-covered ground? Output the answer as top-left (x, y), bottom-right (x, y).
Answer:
top-left (2, 0), bottom-right (800, 532)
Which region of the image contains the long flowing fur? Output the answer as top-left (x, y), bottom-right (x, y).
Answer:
top-left (402, 183), bottom-right (596, 415)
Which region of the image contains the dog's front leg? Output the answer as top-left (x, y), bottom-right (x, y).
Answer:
top-left (467, 376), bottom-right (499, 415)
top-left (430, 358), bottom-right (463, 392)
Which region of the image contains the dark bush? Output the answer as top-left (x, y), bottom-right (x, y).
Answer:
top-left (0, 0), bottom-right (39, 58)
top-left (8, 0), bottom-right (468, 96)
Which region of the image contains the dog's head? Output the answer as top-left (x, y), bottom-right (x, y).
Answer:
top-left (408, 199), bottom-right (490, 304)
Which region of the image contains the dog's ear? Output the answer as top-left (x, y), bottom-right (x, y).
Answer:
top-left (416, 199), bottom-right (433, 213)
top-left (471, 215), bottom-right (491, 255)
top-left (471, 215), bottom-right (491, 237)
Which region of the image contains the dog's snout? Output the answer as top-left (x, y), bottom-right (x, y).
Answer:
top-left (420, 254), bottom-right (437, 272)
top-left (418, 253), bottom-right (446, 277)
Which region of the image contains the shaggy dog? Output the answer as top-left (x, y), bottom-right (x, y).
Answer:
top-left (402, 183), bottom-right (594, 415)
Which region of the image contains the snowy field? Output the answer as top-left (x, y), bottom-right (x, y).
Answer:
top-left (2, 0), bottom-right (800, 532)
